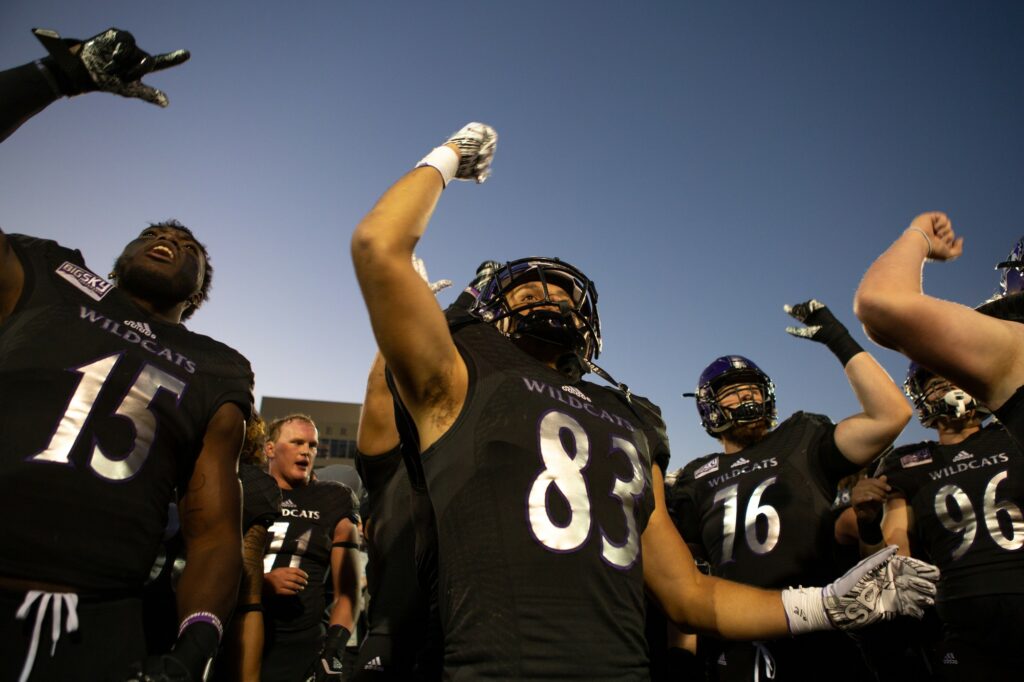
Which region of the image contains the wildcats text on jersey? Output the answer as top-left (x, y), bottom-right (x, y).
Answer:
top-left (927, 452), bottom-right (1009, 481)
top-left (79, 306), bottom-right (197, 374)
top-left (521, 377), bottom-right (635, 431)
top-left (702, 456), bottom-right (779, 489)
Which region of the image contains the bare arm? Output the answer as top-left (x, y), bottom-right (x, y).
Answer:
top-left (855, 212), bottom-right (1024, 409)
top-left (328, 518), bottom-right (360, 633)
top-left (351, 156), bottom-right (467, 450)
top-left (223, 524), bottom-right (268, 682)
top-left (642, 465), bottom-right (791, 638)
top-left (833, 353), bottom-right (912, 465)
top-left (356, 351), bottom-right (400, 456)
top-left (177, 402), bottom-right (245, 623)
top-left (881, 495), bottom-right (913, 558)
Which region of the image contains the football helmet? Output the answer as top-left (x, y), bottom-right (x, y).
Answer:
top-left (904, 362), bottom-right (988, 427)
top-left (996, 235), bottom-right (1024, 297)
top-left (471, 257), bottom-right (601, 363)
top-left (694, 355), bottom-right (777, 436)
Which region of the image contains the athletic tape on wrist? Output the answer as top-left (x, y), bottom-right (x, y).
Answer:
top-left (780, 586), bottom-right (833, 635)
top-left (416, 146), bottom-right (459, 187)
top-left (178, 611), bottom-right (223, 641)
top-left (907, 227), bottom-right (932, 258)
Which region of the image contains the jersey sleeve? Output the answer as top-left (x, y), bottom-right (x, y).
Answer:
top-left (239, 463), bottom-right (282, 531)
top-left (874, 442), bottom-right (931, 499)
top-left (319, 480), bottom-right (360, 529)
top-left (666, 463), bottom-right (703, 544)
top-left (631, 394), bottom-right (672, 473)
top-left (798, 411), bottom-right (861, 489)
top-left (356, 446), bottom-right (403, 497)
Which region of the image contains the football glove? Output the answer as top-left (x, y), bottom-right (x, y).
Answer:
top-left (308, 625), bottom-right (349, 682)
top-left (33, 27), bottom-right (189, 107)
top-left (412, 254), bottom-right (453, 295)
top-left (782, 545), bottom-right (939, 634)
top-left (445, 122), bottom-right (498, 183)
top-left (124, 622), bottom-right (218, 682)
top-left (784, 298), bottom-right (864, 366)
top-left (465, 260), bottom-right (503, 298)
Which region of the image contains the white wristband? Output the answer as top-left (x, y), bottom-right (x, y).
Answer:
top-left (780, 586), bottom-right (833, 635)
top-left (416, 146), bottom-right (459, 187)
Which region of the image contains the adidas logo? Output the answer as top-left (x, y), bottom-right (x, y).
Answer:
top-left (364, 656), bottom-right (384, 671)
top-left (125, 320), bottom-right (156, 339)
top-left (952, 451), bottom-right (974, 463)
top-left (282, 499), bottom-right (297, 508)
top-left (731, 457), bottom-right (750, 468)
top-left (562, 385), bottom-right (591, 402)
top-left (943, 652), bottom-right (958, 665)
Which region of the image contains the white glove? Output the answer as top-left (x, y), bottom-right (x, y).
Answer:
top-left (446, 122), bottom-right (498, 183)
top-left (781, 545), bottom-right (939, 634)
top-left (412, 254), bottom-right (452, 295)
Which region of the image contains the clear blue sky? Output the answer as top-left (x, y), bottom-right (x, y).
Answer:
top-left (1, 1), bottom-right (1020, 466)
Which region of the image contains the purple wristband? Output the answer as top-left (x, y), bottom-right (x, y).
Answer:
top-left (178, 611), bottom-right (223, 641)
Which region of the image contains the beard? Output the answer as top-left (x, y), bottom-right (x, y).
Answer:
top-left (725, 420), bottom-right (770, 448)
top-left (113, 254), bottom-right (197, 311)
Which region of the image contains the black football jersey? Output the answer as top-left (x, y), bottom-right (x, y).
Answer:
top-left (995, 384), bottom-right (1024, 453)
top-left (356, 447), bottom-right (442, 678)
top-left (418, 321), bottom-right (657, 680)
top-left (263, 479), bottom-right (358, 632)
top-left (673, 412), bottom-right (858, 588)
top-left (877, 424), bottom-right (1024, 601)
top-left (240, 463), bottom-right (282, 532)
top-left (0, 235), bottom-right (253, 592)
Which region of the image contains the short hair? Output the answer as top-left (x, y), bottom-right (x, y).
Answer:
top-left (266, 414), bottom-right (317, 444)
top-left (239, 412), bottom-right (268, 467)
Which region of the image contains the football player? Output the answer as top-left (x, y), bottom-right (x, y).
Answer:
top-left (350, 123), bottom-right (939, 679)
top-left (855, 213), bottom-right (1024, 451)
top-left (260, 415), bottom-right (360, 682)
top-left (0, 28), bottom-right (252, 682)
top-left (866, 363), bottom-right (1024, 680)
top-left (671, 298), bottom-right (913, 681)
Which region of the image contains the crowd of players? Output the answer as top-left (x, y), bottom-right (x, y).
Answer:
top-left (1, 25), bottom-right (1022, 682)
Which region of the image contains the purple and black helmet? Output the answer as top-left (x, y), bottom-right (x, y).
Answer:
top-left (694, 355), bottom-right (777, 437)
top-left (471, 257), bottom-right (601, 363)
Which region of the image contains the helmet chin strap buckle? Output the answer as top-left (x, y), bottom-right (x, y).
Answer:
top-left (942, 390), bottom-right (974, 420)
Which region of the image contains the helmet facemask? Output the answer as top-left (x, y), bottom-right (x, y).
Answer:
top-left (472, 258), bottom-right (601, 373)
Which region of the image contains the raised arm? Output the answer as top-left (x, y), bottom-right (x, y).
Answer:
top-left (356, 351), bottom-right (400, 456)
top-left (785, 299), bottom-right (911, 464)
top-left (350, 123), bottom-right (495, 449)
top-left (854, 212), bottom-right (1024, 410)
top-left (1, 27), bottom-right (189, 142)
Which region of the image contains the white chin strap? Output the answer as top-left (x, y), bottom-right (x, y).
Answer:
top-left (942, 389), bottom-right (975, 419)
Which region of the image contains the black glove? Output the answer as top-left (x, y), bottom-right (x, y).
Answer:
top-left (784, 299), bottom-right (864, 366)
top-left (32, 27), bottom-right (189, 106)
top-left (310, 625), bottom-right (350, 681)
top-left (125, 622), bottom-right (219, 682)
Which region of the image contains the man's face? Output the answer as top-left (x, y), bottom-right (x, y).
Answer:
top-left (716, 382), bottom-right (770, 446)
top-left (715, 382), bottom-right (764, 409)
top-left (113, 226), bottom-right (206, 310)
top-left (505, 280), bottom-right (574, 314)
top-left (267, 419), bottom-right (318, 489)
